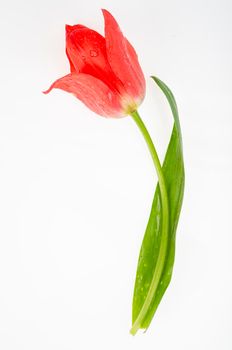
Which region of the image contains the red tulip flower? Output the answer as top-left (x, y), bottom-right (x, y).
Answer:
top-left (44, 9), bottom-right (185, 336)
top-left (44, 9), bottom-right (145, 118)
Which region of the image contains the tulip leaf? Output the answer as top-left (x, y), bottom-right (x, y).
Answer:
top-left (131, 76), bottom-right (185, 332)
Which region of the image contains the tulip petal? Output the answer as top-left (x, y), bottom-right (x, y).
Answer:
top-left (65, 24), bottom-right (123, 93)
top-left (66, 25), bottom-right (108, 74)
top-left (43, 73), bottom-right (124, 117)
top-left (102, 9), bottom-right (145, 102)
top-left (65, 25), bottom-right (89, 73)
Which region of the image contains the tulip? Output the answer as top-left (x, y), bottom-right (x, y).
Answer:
top-left (44, 9), bottom-right (145, 118)
top-left (44, 10), bottom-right (185, 336)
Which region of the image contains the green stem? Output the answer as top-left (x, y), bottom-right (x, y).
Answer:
top-left (130, 110), bottom-right (169, 335)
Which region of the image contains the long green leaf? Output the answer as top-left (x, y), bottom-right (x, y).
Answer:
top-left (132, 77), bottom-right (185, 331)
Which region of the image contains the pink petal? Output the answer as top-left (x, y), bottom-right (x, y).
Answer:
top-left (43, 73), bottom-right (124, 118)
top-left (102, 9), bottom-right (145, 102)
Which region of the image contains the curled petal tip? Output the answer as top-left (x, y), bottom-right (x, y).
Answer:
top-left (101, 9), bottom-right (119, 29)
top-left (101, 8), bottom-right (108, 14)
top-left (65, 24), bottom-right (87, 35)
top-left (101, 8), bottom-right (113, 17)
top-left (102, 8), bottom-right (117, 24)
top-left (42, 84), bottom-right (54, 94)
top-left (65, 24), bottom-right (73, 33)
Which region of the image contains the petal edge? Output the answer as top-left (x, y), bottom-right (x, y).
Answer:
top-left (43, 73), bottom-right (125, 118)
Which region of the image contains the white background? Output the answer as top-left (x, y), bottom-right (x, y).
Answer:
top-left (0, 0), bottom-right (231, 349)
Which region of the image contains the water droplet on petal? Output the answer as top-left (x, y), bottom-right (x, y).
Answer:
top-left (90, 50), bottom-right (98, 57)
